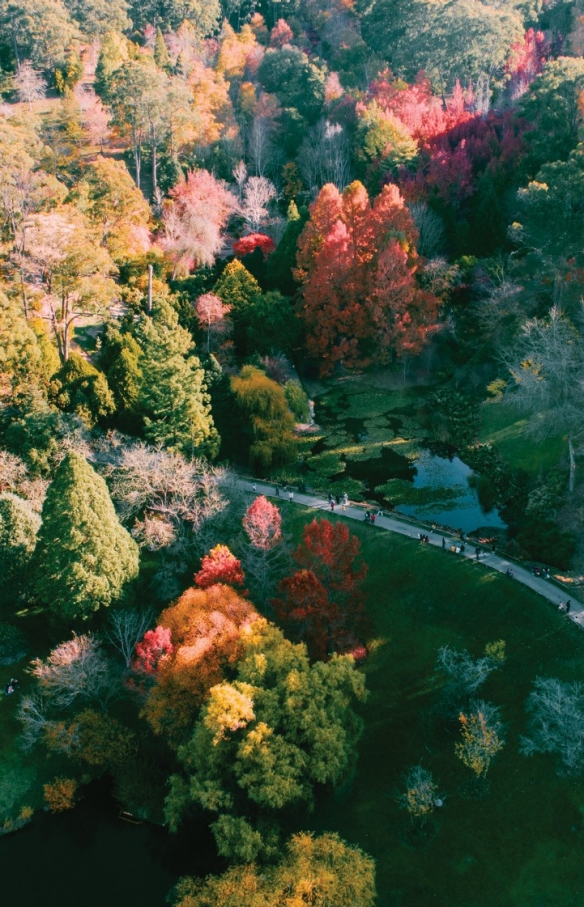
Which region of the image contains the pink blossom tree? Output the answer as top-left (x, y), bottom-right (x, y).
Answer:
top-left (195, 292), bottom-right (232, 352)
top-left (243, 495), bottom-right (282, 550)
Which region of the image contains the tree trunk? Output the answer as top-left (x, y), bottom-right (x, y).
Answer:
top-left (147, 264), bottom-right (153, 314)
top-left (568, 435), bottom-right (576, 494)
top-left (151, 140), bottom-right (157, 195)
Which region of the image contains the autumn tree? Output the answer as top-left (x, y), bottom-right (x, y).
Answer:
top-left (44, 777), bottom-right (78, 812)
top-left (165, 619), bottom-right (366, 861)
top-left (105, 607), bottom-right (155, 669)
top-left (398, 765), bottom-right (440, 825)
top-left (296, 181), bottom-right (438, 374)
top-left (275, 518), bottom-right (367, 660)
top-left (34, 451), bottom-right (140, 620)
top-left (194, 545), bottom-right (245, 589)
top-left (29, 633), bottom-right (118, 709)
top-left (456, 700), bottom-right (505, 781)
top-left (0, 292), bottom-right (44, 397)
top-left (170, 832), bottom-right (376, 907)
top-left (136, 300), bottom-right (219, 457)
top-left (243, 495), bottom-right (282, 549)
top-left (133, 625), bottom-right (173, 675)
top-left (141, 583), bottom-right (259, 746)
top-left (161, 170), bottom-right (238, 277)
top-left (230, 365), bottom-right (296, 472)
top-left (14, 60), bottom-right (47, 109)
top-left (194, 293), bottom-right (231, 354)
top-left (0, 0), bottom-right (79, 72)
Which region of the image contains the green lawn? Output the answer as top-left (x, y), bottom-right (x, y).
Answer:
top-left (283, 505), bottom-right (584, 907)
top-left (479, 402), bottom-right (564, 476)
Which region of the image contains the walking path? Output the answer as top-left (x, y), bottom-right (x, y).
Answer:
top-left (239, 479), bottom-right (584, 629)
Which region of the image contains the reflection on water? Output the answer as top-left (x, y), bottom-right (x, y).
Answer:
top-left (396, 451), bottom-right (506, 533)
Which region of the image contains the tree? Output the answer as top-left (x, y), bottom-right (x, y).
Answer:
top-left (298, 119), bottom-right (351, 196)
top-left (503, 307), bottom-right (584, 493)
top-left (78, 158), bottom-right (151, 261)
top-left (0, 291), bottom-right (44, 396)
top-left (34, 451), bottom-right (140, 620)
top-left (142, 583), bottom-right (259, 745)
top-left (22, 207), bottom-right (117, 362)
top-left (242, 176), bottom-right (276, 232)
top-left (243, 290), bottom-right (300, 358)
top-left (43, 777), bottom-right (78, 812)
top-left (45, 708), bottom-right (137, 767)
top-left (455, 700), bottom-right (505, 780)
top-left (14, 60), bottom-right (46, 109)
top-left (0, 492), bottom-right (40, 608)
top-left (194, 545), bottom-right (245, 589)
top-left (435, 643), bottom-right (503, 711)
top-left (170, 832), bottom-right (376, 907)
top-left (0, 0), bottom-right (79, 72)
top-left (49, 353), bottom-right (115, 427)
top-left (63, 0), bottom-right (131, 39)
top-left (230, 365), bottom-right (296, 472)
top-left (29, 633), bottom-right (118, 709)
top-left (520, 677), bottom-right (584, 776)
top-left (258, 46), bottom-right (325, 125)
top-left (136, 300), bottom-right (219, 457)
top-left (232, 234), bottom-right (276, 259)
top-left (162, 170), bottom-right (238, 277)
top-left (165, 619), bottom-right (366, 860)
top-left (133, 625), bottom-right (173, 674)
top-left (275, 518), bottom-right (368, 660)
top-left (128, 0), bottom-right (221, 34)
top-left (243, 495), bottom-right (282, 550)
top-left (105, 607), bottom-right (155, 669)
top-left (296, 181), bottom-right (438, 374)
top-left (266, 201), bottom-right (308, 296)
top-left (398, 765), bottom-right (440, 824)
top-left (194, 293), bottom-right (231, 354)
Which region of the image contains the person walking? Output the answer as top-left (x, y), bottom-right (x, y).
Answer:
top-left (342, 492), bottom-right (347, 512)
top-left (252, 482), bottom-right (257, 493)
top-left (566, 600), bottom-right (571, 614)
top-left (275, 485), bottom-right (280, 496)
top-left (289, 490), bottom-right (294, 503)
top-left (442, 536), bottom-right (446, 549)
top-left (475, 546), bottom-right (481, 560)
top-left (330, 499), bottom-right (335, 511)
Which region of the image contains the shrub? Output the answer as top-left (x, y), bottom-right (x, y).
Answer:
top-left (284, 380), bottom-right (310, 421)
top-left (0, 623), bottom-right (28, 666)
top-left (515, 519), bottom-right (575, 569)
top-left (44, 778), bottom-right (78, 812)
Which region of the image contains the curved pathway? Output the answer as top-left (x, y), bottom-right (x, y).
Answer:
top-left (239, 479), bottom-right (584, 629)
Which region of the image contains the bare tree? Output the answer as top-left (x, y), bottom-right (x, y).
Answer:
top-left (398, 765), bottom-right (441, 824)
top-left (502, 306), bottom-right (584, 492)
top-left (29, 634), bottom-right (119, 711)
top-left (436, 644), bottom-right (499, 709)
top-left (17, 692), bottom-right (50, 751)
top-left (409, 202), bottom-right (445, 258)
top-left (232, 160), bottom-right (247, 201)
top-left (298, 119), bottom-right (351, 197)
top-left (105, 608), bottom-right (155, 669)
top-left (248, 117), bottom-right (274, 178)
top-left (242, 176), bottom-right (277, 232)
top-left (520, 677), bottom-right (584, 775)
top-left (14, 61), bottom-right (46, 110)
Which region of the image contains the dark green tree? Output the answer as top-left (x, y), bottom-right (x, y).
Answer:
top-left (244, 291), bottom-right (301, 357)
top-left (265, 201), bottom-right (308, 296)
top-left (34, 451), bottom-right (139, 620)
top-left (230, 365), bottom-right (296, 473)
top-left (136, 300), bottom-right (219, 457)
top-left (213, 259), bottom-right (261, 355)
top-left (258, 46), bottom-right (326, 124)
top-left (49, 353), bottom-right (115, 427)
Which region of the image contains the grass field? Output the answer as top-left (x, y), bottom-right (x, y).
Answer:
top-left (282, 505), bottom-right (584, 907)
top-left (479, 402), bottom-right (564, 477)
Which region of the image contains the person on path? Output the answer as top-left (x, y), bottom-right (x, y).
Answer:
top-left (289, 490), bottom-right (294, 502)
top-left (371, 513), bottom-right (376, 524)
top-left (330, 499), bottom-right (335, 511)
top-left (252, 482), bottom-right (257, 493)
top-left (475, 546), bottom-right (481, 560)
top-left (275, 485), bottom-right (280, 496)
top-left (342, 492), bottom-right (347, 511)
top-left (566, 600), bottom-right (571, 614)
top-left (442, 536), bottom-right (446, 549)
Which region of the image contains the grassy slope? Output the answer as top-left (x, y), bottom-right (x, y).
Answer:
top-left (283, 505), bottom-right (584, 907)
top-left (479, 402), bottom-right (564, 477)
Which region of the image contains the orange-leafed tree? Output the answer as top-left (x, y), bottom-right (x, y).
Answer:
top-left (44, 777), bottom-right (78, 812)
top-left (194, 544), bottom-right (245, 589)
top-left (141, 584), bottom-right (259, 746)
top-left (243, 495), bottom-right (282, 550)
top-left (296, 181), bottom-right (438, 374)
top-left (274, 518), bottom-right (368, 660)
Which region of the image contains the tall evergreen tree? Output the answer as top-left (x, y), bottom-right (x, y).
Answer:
top-left (136, 300), bottom-right (219, 457)
top-left (34, 451), bottom-right (139, 620)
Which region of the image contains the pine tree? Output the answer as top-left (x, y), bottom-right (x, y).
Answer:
top-left (136, 300), bottom-right (219, 457)
top-left (213, 260), bottom-right (261, 354)
top-left (34, 451), bottom-right (140, 620)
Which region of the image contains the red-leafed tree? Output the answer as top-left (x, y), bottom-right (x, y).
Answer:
top-left (296, 181), bottom-right (438, 374)
top-left (194, 544), bottom-right (245, 589)
top-left (270, 18), bottom-right (294, 48)
top-left (274, 518), bottom-right (368, 660)
top-left (506, 28), bottom-right (549, 99)
top-left (194, 292), bottom-right (231, 353)
top-left (133, 626), bottom-right (173, 675)
top-left (243, 495), bottom-right (282, 550)
top-left (232, 233), bottom-right (276, 258)
top-left (161, 170), bottom-right (239, 277)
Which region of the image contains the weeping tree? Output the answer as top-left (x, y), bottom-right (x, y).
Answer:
top-left (503, 307), bottom-right (584, 493)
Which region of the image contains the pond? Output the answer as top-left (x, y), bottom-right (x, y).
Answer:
top-left (395, 450), bottom-right (506, 533)
top-left (1, 781), bottom-right (217, 907)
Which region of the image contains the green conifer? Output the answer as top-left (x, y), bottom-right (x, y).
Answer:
top-left (34, 451), bottom-right (139, 620)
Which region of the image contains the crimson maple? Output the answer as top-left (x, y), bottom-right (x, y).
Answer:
top-left (194, 544), bottom-right (245, 589)
top-left (232, 233), bottom-right (276, 258)
top-left (133, 626), bottom-right (173, 675)
top-left (296, 180), bottom-right (438, 374)
top-left (274, 518), bottom-right (368, 661)
top-left (243, 495), bottom-right (282, 550)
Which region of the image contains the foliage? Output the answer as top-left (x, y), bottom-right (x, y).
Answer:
top-left (29, 633), bottom-right (119, 709)
top-left (284, 380), bottom-right (310, 422)
top-left (243, 291), bottom-right (301, 359)
top-left (166, 620), bottom-right (366, 859)
top-left (34, 451), bottom-right (139, 620)
top-left (515, 519), bottom-right (575, 570)
top-left (142, 584), bottom-right (259, 746)
top-left (133, 626), bottom-right (173, 675)
top-left (49, 353), bottom-right (115, 428)
top-left (230, 366), bottom-right (297, 473)
top-left (456, 700), bottom-right (505, 779)
top-left (43, 777), bottom-right (78, 813)
top-left (0, 622), bottom-right (28, 666)
top-left (243, 496), bottom-right (282, 550)
top-left (194, 545), bottom-right (245, 590)
top-left (232, 233), bottom-right (275, 259)
top-left (258, 46), bottom-right (325, 125)
top-left (0, 492), bottom-right (40, 608)
top-left (170, 832), bottom-right (376, 907)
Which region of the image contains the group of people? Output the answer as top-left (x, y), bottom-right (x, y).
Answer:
top-left (558, 600), bottom-right (572, 614)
